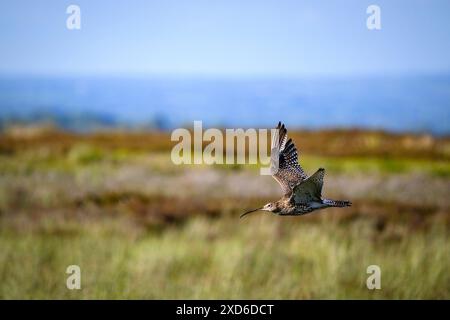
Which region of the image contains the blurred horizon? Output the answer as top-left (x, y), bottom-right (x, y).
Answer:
top-left (1, 1), bottom-right (450, 135)
top-left (1, 73), bottom-right (449, 135)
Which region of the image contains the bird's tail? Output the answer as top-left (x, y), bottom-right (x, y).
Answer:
top-left (323, 199), bottom-right (352, 207)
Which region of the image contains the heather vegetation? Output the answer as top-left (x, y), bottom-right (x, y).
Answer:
top-left (0, 128), bottom-right (448, 299)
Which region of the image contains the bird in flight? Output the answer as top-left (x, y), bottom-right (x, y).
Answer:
top-left (241, 122), bottom-right (351, 218)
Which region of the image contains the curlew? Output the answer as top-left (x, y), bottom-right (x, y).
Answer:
top-left (241, 122), bottom-right (351, 218)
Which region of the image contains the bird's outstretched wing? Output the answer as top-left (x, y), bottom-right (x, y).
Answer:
top-left (270, 122), bottom-right (307, 195)
top-left (292, 168), bottom-right (325, 203)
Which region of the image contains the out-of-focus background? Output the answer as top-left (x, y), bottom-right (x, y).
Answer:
top-left (0, 0), bottom-right (449, 299)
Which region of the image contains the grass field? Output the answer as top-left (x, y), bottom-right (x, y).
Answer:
top-left (0, 128), bottom-right (449, 299)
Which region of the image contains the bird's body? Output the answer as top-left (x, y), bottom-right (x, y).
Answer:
top-left (241, 122), bottom-right (351, 218)
top-left (265, 193), bottom-right (351, 216)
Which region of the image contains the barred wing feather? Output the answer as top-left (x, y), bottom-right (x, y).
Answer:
top-left (270, 122), bottom-right (307, 195)
top-left (293, 168), bottom-right (325, 203)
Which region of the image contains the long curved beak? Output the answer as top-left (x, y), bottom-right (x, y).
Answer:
top-left (240, 208), bottom-right (263, 219)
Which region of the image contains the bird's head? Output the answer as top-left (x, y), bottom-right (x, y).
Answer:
top-left (240, 202), bottom-right (278, 219)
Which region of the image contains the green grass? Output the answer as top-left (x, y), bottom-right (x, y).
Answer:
top-left (300, 156), bottom-right (450, 177)
top-left (0, 132), bottom-right (448, 299)
top-left (224, 155), bottom-right (450, 178)
top-left (1, 142), bottom-right (449, 178)
top-left (0, 215), bottom-right (448, 299)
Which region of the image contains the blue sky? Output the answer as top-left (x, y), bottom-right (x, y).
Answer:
top-left (1, 0), bottom-right (450, 77)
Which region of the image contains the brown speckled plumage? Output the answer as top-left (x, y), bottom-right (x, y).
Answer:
top-left (271, 121), bottom-right (307, 194)
top-left (241, 122), bottom-right (351, 218)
